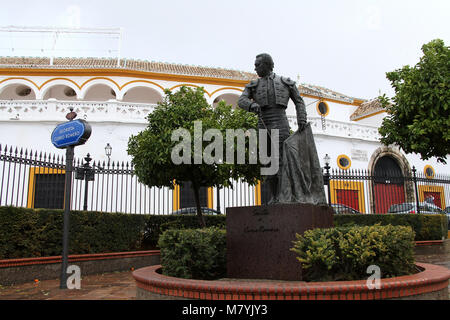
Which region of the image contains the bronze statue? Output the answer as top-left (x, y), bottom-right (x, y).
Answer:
top-left (238, 53), bottom-right (326, 205)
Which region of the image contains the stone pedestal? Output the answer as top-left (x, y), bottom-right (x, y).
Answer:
top-left (226, 203), bottom-right (334, 281)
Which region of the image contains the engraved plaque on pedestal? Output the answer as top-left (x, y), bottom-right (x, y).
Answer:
top-left (226, 203), bottom-right (334, 281)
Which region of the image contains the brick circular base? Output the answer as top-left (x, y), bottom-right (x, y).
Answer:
top-left (133, 262), bottom-right (450, 300)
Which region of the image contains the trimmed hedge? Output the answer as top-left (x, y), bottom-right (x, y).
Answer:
top-left (0, 206), bottom-right (225, 259)
top-left (1, 206), bottom-right (447, 259)
top-left (334, 213), bottom-right (448, 241)
top-left (291, 224), bottom-right (416, 282)
top-left (158, 227), bottom-right (226, 280)
top-left (0, 206), bottom-right (147, 259)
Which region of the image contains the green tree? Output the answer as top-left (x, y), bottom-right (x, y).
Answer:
top-left (378, 39), bottom-right (449, 164)
top-left (127, 86), bottom-right (260, 227)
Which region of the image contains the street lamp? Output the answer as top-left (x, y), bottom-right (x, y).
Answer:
top-left (323, 154), bottom-right (331, 206)
top-left (105, 143), bottom-right (112, 162)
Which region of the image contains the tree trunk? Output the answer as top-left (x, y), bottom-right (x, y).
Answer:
top-left (192, 181), bottom-right (206, 228)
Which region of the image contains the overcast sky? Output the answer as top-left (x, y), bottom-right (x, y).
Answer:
top-left (0, 0), bottom-right (449, 100)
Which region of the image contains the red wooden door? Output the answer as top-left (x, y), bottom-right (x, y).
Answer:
top-left (336, 189), bottom-right (359, 211)
top-left (374, 184), bottom-right (405, 214)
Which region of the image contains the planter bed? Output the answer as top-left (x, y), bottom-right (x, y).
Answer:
top-left (133, 262), bottom-right (450, 300)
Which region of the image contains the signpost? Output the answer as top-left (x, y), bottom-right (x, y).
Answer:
top-left (51, 109), bottom-right (91, 289)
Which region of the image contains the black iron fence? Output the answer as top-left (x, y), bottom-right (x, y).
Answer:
top-left (323, 166), bottom-right (450, 214)
top-left (0, 144), bottom-right (257, 214)
top-left (1, 144), bottom-right (449, 214)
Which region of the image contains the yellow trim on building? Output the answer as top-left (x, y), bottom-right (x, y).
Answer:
top-left (27, 167), bottom-right (65, 209)
top-left (254, 180), bottom-right (262, 206)
top-left (0, 68), bottom-right (251, 88)
top-left (329, 180), bottom-right (366, 213)
top-left (337, 154), bottom-right (352, 170)
top-left (424, 165), bottom-right (435, 179)
top-left (0, 77), bottom-right (40, 90)
top-left (301, 93), bottom-right (363, 106)
top-left (172, 182), bottom-right (180, 211)
top-left (418, 185), bottom-right (446, 209)
top-left (0, 72), bottom-right (365, 106)
top-left (210, 87), bottom-right (244, 97)
top-left (207, 188), bottom-right (214, 209)
top-left (316, 100), bottom-right (330, 117)
top-left (352, 110), bottom-right (386, 122)
top-left (171, 182), bottom-right (214, 211)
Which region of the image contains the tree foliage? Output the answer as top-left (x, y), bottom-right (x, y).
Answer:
top-left (127, 86), bottom-right (260, 226)
top-left (378, 39), bottom-right (449, 163)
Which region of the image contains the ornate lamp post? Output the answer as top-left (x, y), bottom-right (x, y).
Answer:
top-left (105, 143), bottom-right (112, 162)
top-left (323, 154), bottom-right (332, 206)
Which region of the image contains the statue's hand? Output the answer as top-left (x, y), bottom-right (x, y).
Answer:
top-left (297, 119), bottom-right (307, 132)
top-left (250, 103), bottom-right (261, 114)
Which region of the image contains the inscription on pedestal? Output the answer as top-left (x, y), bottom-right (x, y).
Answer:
top-left (226, 203), bottom-right (334, 281)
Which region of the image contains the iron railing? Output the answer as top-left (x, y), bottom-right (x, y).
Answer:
top-left (1, 143), bottom-right (449, 214)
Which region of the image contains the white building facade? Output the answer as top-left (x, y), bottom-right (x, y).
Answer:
top-left (0, 57), bottom-right (448, 214)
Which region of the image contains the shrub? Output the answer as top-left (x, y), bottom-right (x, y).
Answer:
top-left (158, 227), bottom-right (226, 280)
top-left (142, 215), bottom-right (226, 249)
top-left (0, 206), bottom-right (146, 259)
top-left (291, 224), bottom-right (416, 282)
top-left (334, 213), bottom-right (447, 241)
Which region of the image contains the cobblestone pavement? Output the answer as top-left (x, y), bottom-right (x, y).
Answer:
top-left (1, 245), bottom-right (449, 300)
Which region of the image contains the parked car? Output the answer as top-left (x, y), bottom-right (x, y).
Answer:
top-left (171, 207), bottom-right (222, 215)
top-left (331, 204), bottom-right (362, 214)
top-left (388, 202), bottom-right (445, 215)
top-left (445, 207), bottom-right (450, 229)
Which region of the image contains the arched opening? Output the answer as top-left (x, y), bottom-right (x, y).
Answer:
top-left (122, 86), bottom-right (163, 104)
top-left (373, 155), bottom-right (405, 214)
top-left (43, 85), bottom-right (77, 100)
top-left (0, 84), bottom-right (36, 100)
top-left (83, 84), bottom-right (117, 101)
top-left (213, 93), bottom-right (240, 109)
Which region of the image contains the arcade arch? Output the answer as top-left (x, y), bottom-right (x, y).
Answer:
top-left (0, 83), bottom-right (37, 100)
top-left (212, 93), bottom-right (240, 109)
top-left (122, 86), bottom-right (163, 104)
top-left (83, 83), bottom-right (118, 101)
top-left (42, 84), bottom-right (78, 100)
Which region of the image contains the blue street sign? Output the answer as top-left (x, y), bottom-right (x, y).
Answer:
top-left (51, 119), bottom-right (92, 149)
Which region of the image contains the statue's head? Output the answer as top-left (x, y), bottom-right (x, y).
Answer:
top-left (254, 53), bottom-right (274, 78)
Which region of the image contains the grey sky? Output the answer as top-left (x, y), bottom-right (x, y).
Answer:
top-left (0, 0), bottom-right (449, 100)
